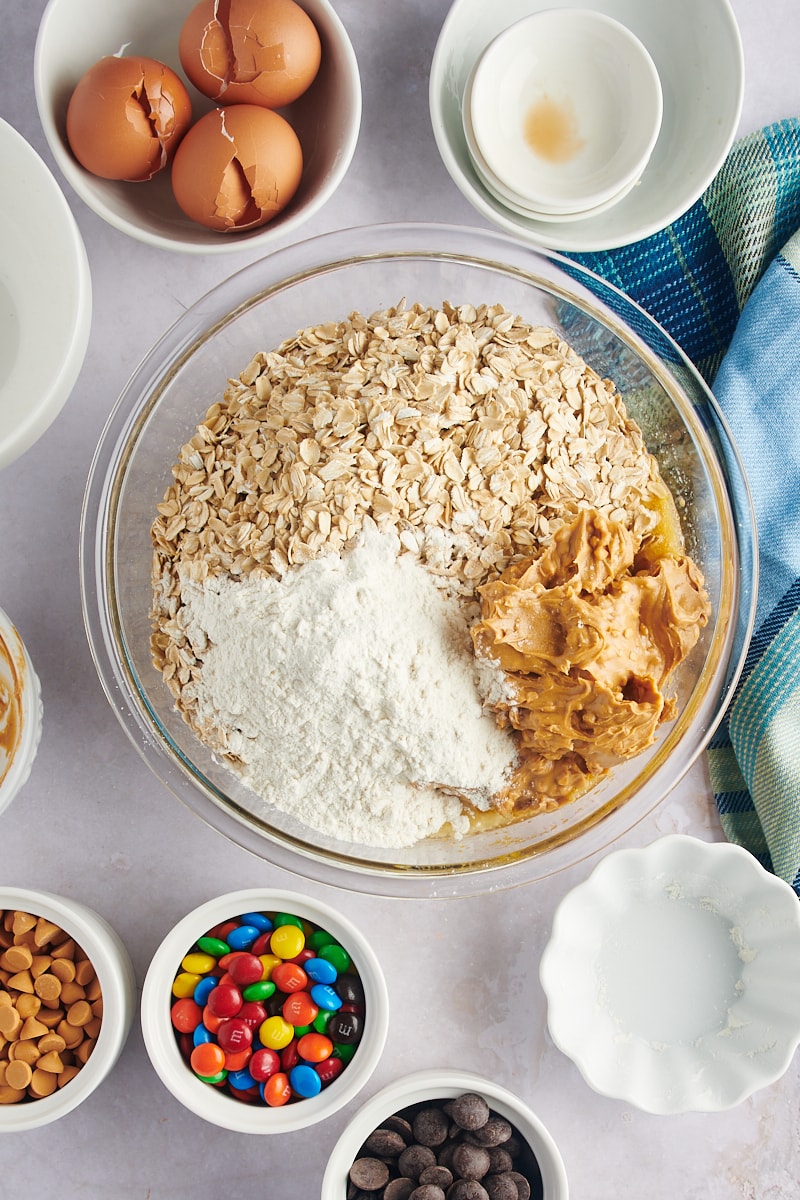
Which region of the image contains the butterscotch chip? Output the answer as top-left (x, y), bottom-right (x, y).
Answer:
top-left (7, 970), bottom-right (34, 994)
top-left (0, 1005), bottom-right (22, 1038)
top-left (59, 981), bottom-right (85, 1006)
top-left (74, 960), bottom-right (96, 987)
top-left (66, 1000), bottom-right (92, 1027)
top-left (29, 1067), bottom-right (57, 1098)
top-left (34, 973), bottom-right (62, 1002)
top-left (5, 1059), bottom-right (33, 1091)
top-left (91, 998), bottom-right (103, 1019)
top-left (33, 918), bottom-right (61, 948)
top-left (38, 1033), bottom-right (66, 1055)
top-left (0, 990), bottom-right (12, 1007)
top-left (84, 1017), bottom-right (102, 1040)
top-left (37, 1008), bottom-right (64, 1029)
top-left (9, 1040), bottom-right (40, 1065)
top-left (37, 1050), bottom-right (64, 1074)
top-left (58, 1064), bottom-right (80, 1088)
top-left (50, 938), bottom-right (76, 961)
top-left (19, 1015), bottom-right (48, 1040)
top-left (0, 945), bottom-right (33, 972)
top-left (50, 958), bottom-right (76, 984)
top-left (56, 1021), bottom-right (84, 1050)
top-left (74, 1039), bottom-right (95, 1065)
top-left (0, 1084), bottom-right (26, 1104)
top-left (16, 993), bottom-right (42, 1020)
top-left (30, 955), bottom-right (53, 979)
top-left (12, 912), bottom-right (36, 937)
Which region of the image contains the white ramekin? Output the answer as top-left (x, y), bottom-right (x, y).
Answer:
top-left (140, 888), bottom-right (389, 1132)
top-left (0, 886), bottom-right (136, 1131)
top-left (321, 1068), bottom-right (569, 1199)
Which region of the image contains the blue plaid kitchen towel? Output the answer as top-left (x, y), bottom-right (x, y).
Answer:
top-left (569, 119), bottom-right (800, 895)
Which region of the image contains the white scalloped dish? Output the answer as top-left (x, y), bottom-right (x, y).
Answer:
top-left (539, 834), bottom-right (800, 1114)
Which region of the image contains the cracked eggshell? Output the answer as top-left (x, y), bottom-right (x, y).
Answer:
top-left (66, 55), bottom-right (193, 182)
top-left (170, 105), bottom-right (303, 231)
top-left (179, 0), bottom-right (322, 108)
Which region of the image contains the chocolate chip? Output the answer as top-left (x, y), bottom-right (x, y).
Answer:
top-left (419, 1165), bottom-right (454, 1189)
top-left (413, 1106), bottom-right (451, 1147)
top-left (467, 1117), bottom-right (512, 1147)
top-left (444, 1094), bottom-right (490, 1131)
top-left (445, 1182), bottom-right (490, 1200)
top-left (385, 1180), bottom-right (416, 1200)
top-left (486, 1148), bottom-right (515, 1175)
top-left (506, 1171), bottom-right (532, 1200)
top-left (363, 1127), bottom-right (408, 1157)
top-left (349, 1157), bottom-right (391, 1191)
top-left (398, 1145), bottom-right (437, 1180)
top-left (484, 1174), bottom-right (520, 1200)
top-left (383, 1180), bottom-right (417, 1200)
top-left (384, 1115), bottom-right (414, 1143)
top-left (452, 1144), bottom-right (491, 1182)
top-left (409, 1186), bottom-right (446, 1200)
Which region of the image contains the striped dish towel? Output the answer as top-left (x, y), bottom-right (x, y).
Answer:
top-left (568, 119), bottom-right (800, 896)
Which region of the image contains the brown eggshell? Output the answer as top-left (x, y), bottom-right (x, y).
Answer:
top-left (171, 105), bottom-right (303, 232)
top-left (66, 55), bottom-right (193, 182)
top-left (179, 0), bottom-right (322, 108)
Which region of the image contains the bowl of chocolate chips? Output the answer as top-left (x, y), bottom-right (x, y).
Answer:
top-left (321, 1068), bottom-right (568, 1199)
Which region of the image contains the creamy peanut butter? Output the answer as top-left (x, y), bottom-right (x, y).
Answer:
top-left (472, 508), bottom-right (711, 812)
top-left (0, 628), bottom-right (25, 787)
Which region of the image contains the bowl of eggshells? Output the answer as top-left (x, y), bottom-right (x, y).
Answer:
top-left (34, 0), bottom-right (361, 253)
top-left (79, 221), bottom-right (756, 895)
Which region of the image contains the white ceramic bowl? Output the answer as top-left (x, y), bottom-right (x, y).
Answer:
top-left (321, 1068), bottom-right (568, 1199)
top-left (0, 604), bottom-right (43, 818)
top-left (0, 119), bottom-right (91, 471)
top-left (466, 9), bottom-right (662, 216)
top-left (539, 834), bottom-right (800, 1114)
top-left (0, 886), bottom-right (136, 1131)
top-left (34, 0), bottom-right (361, 255)
top-left (430, 0), bottom-right (744, 251)
top-left (461, 88), bottom-right (639, 223)
top-left (140, 888), bottom-right (389, 1132)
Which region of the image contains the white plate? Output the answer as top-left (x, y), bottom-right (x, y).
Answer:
top-left (539, 835), bottom-right (800, 1114)
top-left (0, 118), bottom-right (91, 470)
top-left (429, 0), bottom-right (744, 251)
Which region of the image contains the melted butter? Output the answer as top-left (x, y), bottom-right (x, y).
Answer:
top-left (523, 94), bottom-right (585, 163)
top-left (0, 629), bottom-right (24, 786)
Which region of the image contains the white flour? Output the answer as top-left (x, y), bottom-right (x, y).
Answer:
top-left (179, 527), bottom-right (517, 848)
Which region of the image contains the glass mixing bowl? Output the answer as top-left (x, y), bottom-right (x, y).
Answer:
top-left (80, 223), bottom-right (756, 896)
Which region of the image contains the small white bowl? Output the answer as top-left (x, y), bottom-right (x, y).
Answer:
top-left (467, 9), bottom-right (662, 215)
top-left (0, 604), bottom-right (43, 818)
top-left (429, 0), bottom-right (744, 251)
top-left (539, 835), bottom-right (800, 1114)
top-left (141, 888), bottom-right (389, 1132)
top-left (0, 886), bottom-right (136, 1131)
top-left (33, 0), bottom-right (361, 255)
top-left (0, 119), bottom-right (91, 471)
top-left (321, 1068), bottom-right (568, 1199)
top-left (461, 84), bottom-right (639, 222)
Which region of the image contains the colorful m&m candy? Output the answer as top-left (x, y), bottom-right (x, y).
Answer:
top-left (169, 909), bottom-right (366, 1107)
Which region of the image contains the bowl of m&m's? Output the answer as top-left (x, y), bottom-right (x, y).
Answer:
top-left (140, 889), bottom-right (389, 1132)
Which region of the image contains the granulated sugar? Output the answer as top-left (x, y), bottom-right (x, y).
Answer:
top-left (178, 527), bottom-right (517, 848)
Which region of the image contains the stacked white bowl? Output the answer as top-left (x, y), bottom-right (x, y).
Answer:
top-left (462, 7), bottom-right (663, 224)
